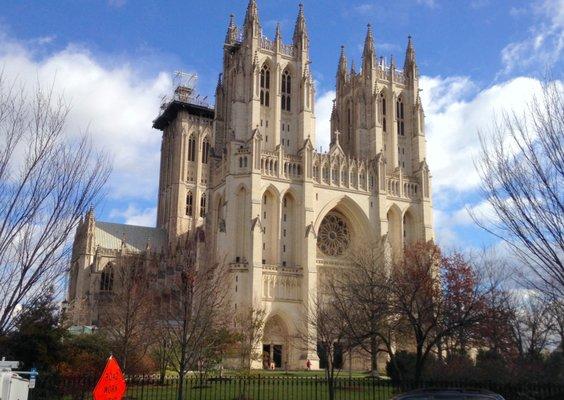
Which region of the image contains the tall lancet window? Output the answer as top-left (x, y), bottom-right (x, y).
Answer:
top-left (202, 137), bottom-right (210, 164)
top-left (188, 134), bottom-right (196, 162)
top-left (260, 65), bottom-right (270, 107)
top-left (186, 191), bottom-right (193, 216)
top-left (100, 263), bottom-right (114, 292)
top-left (200, 194), bottom-right (207, 217)
top-left (396, 96), bottom-right (405, 136)
top-left (281, 69), bottom-right (291, 111)
top-left (380, 91), bottom-right (387, 132)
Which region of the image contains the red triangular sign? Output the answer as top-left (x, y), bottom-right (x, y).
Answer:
top-left (93, 356), bottom-right (126, 400)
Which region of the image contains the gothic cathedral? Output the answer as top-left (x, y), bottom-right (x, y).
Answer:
top-left (67, 0), bottom-right (433, 370)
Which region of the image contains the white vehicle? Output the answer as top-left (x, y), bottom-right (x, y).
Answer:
top-left (0, 359), bottom-right (37, 400)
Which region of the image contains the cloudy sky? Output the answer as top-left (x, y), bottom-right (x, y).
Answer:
top-left (1, 0), bottom-right (562, 251)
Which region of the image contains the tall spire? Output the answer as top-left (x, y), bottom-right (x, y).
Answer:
top-left (225, 14), bottom-right (237, 44)
top-left (338, 45), bottom-right (347, 75)
top-left (275, 22), bottom-right (282, 42)
top-left (404, 35), bottom-right (416, 70)
top-left (362, 24), bottom-right (376, 72)
top-left (244, 0), bottom-right (260, 38)
top-left (293, 3), bottom-right (308, 49)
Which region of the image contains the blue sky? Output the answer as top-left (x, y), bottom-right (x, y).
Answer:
top-left (0, 0), bottom-right (562, 252)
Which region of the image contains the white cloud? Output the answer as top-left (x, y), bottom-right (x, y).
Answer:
top-left (314, 90), bottom-right (335, 152)
top-left (108, 0), bottom-right (127, 8)
top-left (313, 75), bottom-right (544, 196)
top-left (420, 75), bottom-right (542, 192)
top-left (109, 205), bottom-right (157, 227)
top-left (0, 29), bottom-right (172, 201)
top-left (353, 4), bottom-right (375, 14)
top-left (501, 0), bottom-right (564, 75)
top-left (416, 0), bottom-right (437, 8)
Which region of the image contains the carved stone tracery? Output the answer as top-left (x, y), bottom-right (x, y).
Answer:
top-left (317, 212), bottom-right (350, 257)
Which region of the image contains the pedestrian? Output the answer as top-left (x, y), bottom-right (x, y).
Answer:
top-left (306, 359), bottom-right (311, 371)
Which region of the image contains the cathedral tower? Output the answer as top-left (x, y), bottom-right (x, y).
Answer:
top-left (215, 1), bottom-right (315, 155)
top-left (154, 80), bottom-right (215, 242)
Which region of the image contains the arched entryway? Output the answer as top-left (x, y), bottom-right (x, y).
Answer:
top-left (262, 315), bottom-right (289, 369)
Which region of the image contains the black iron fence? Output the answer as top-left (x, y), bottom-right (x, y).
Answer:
top-left (28, 374), bottom-right (564, 400)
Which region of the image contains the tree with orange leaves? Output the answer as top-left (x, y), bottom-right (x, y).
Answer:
top-left (390, 241), bottom-right (493, 382)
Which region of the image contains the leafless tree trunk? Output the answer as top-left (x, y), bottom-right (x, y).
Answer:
top-left (0, 75), bottom-right (110, 335)
top-left (474, 80), bottom-right (564, 297)
top-left (328, 240), bottom-right (392, 377)
top-left (233, 306), bottom-right (266, 400)
top-left (548, 298), bottom-right (564, 351)
top-left (161, 237), bottom-right (230, 400)
top-left (234, 306), bottom-right (266, 370)
top-left (509, 292), bottom-right (556, 359)
top-left (298, 292), bottom-right (350, 400)
top-left (99, 252), bottom-right (156, 374)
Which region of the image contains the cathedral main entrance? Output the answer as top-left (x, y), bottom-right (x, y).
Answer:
top-left (262, 315), bottom-right (289, 369)
top-left (263, 344), bottom-right (283, 369)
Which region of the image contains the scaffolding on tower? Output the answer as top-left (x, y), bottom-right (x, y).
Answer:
top-left (158, 70), bottom-right (211, 115)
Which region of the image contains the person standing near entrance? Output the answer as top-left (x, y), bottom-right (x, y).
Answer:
top-left (306, 359), bottom-right (311, 371)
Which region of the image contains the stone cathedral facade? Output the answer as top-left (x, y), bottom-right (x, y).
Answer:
top-left (67, 0), bottom-right (433, 370)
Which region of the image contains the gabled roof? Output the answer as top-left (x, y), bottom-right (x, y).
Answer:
top-left (94, 221), bottom-right (166, 253)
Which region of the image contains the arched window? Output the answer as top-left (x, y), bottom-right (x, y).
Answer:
top-left (202, 137), bottom-right (210, 164)
top-left (380, 91), bottom-right (387, 132)
top-left (313, 163), bottom-right (320, 181)
top-left (281, 69), bottom-right (291, 112)
top-left (260, 65), bottom-right (270, 107)
top-left (100, 263), bottom-right (114, 292)
top-left (332, 165), bottom-right (339, 185)
top-left (188, 134), bottom-right (196, 162)
top-left (347, 104), bottom-right (352, 139)
top-left (186, 191), bottom-right (193, 216)
top-left (396, 96), bottom-right (405, 136)
top-left (200, 193), bottom-right (207, 217)
top-left (322, 163), bottom-right (329, 183)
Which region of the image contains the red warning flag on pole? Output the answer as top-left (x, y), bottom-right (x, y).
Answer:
top-left (93, 356), bottom-right (127, 400)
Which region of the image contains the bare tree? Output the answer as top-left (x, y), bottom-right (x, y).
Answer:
top-left (0, 76), bottom-right (110, 335)
top-left (299, 293), bottom-right (350, 400)
top-left (329, 240), bottom-right (393, 376)
top-left (149, 327), bottom-right (172, 385)
top-left (234, 306), bottom-right (266, 370)
top-left (474, 80), bottom-right (564, 297)
top-left (509, 292), bottom-right (556, 359)
top-left (162, 237), bottom-right (230, 400)
top-left (99, 252), bottom-right (156, 374)
top-left (547, 297), bottom-right (564, 351)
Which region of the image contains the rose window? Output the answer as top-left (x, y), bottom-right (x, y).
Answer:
top-left (317, 212), bottom-right (351, 257)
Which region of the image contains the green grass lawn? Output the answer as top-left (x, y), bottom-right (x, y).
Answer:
top-left (222, 369), bottom-right (378, 379)
top-left (123, 378), bottom-right (398, 400)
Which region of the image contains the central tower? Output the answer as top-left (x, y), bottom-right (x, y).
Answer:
top-left (215, 1), bottom-right (315, 155)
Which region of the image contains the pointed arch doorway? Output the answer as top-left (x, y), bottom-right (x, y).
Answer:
top-left (262, 315), bottom-right (289, 370)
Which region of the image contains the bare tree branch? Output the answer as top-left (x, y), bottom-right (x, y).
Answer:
top-left (0, 75), bottom-right (111, 335)
top-left (473, 79), bottom-right (564, 297)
